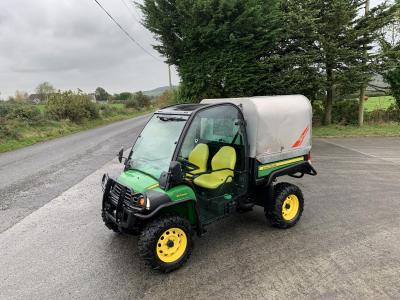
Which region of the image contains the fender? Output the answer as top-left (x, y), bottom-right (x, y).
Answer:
top-left (256, 161), bottom-right (317, 186)
top-left (134, 199), bottom-right (203, 236)
top-left (133, 199), bottom-right (195, 220)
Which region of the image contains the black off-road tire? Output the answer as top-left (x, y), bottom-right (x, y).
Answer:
top-left (138, 215), bottom-right (193, 273)
top-left (265, 182), bottom-right (304, 229)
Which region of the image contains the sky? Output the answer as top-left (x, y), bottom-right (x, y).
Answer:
top-left (0, 0), bottom-right (385, 99)
top-left (0, 0), bottom-right (179, 98)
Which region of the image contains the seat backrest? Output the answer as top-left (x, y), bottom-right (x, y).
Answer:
top-left (188, 143), bottom-right (209, 173)
top-left (211, 146), bottom-right (236, 171)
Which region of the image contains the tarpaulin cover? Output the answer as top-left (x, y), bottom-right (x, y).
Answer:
top-left (201, 95), bottom-right (312, 164)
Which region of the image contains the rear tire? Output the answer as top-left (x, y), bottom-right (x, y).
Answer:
top-left (138, 215), bottom-right (192, 273)
top-left (265, 182), bottom-right (304, 229)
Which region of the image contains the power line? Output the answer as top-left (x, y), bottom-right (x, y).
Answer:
top-left (119, 0), bottom-right (153, 40)
top-left (129, 0), bottom-right (143, 20)
top-left (92, 0), bottom-right (162, 62)
top-left (120, 0), bottom-right (141, 24)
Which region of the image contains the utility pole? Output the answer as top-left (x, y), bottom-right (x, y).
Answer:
top-left (168, 64), bottom-right (172, 89)
top-left (358, 0), bottom-right (370, 127)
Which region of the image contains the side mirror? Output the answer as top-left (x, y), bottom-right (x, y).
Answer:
top-left (159, 161), bottom-right (184, 190)
top-left (118, 147), bottom-right (124, 163)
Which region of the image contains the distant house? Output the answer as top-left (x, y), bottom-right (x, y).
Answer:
top-left (28, 94), bottom-right (43, 104)
top-left (368, 75), bottom-right (390, 93)
top-left (88, 93), bottom-right (96, 103)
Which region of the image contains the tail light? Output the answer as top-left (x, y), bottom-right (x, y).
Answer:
top-left (305, 152), bottom-right (312, 161)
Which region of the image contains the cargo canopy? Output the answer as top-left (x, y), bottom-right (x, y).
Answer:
top-left (201, 95), bottom-right (312, 164)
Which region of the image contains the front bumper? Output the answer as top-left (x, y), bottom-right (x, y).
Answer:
top-left (102, 177), bottom-right (146, 233)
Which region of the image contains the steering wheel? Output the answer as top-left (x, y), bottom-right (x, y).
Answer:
top-left (178, 157), bottom-right (200, 172)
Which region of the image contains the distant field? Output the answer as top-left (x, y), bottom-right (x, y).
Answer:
top-left (108, 103), bottom-right (125, 109)
top-left (364, 96), bottom-right (395, 112)
top-left (314, 96), bottom-right (395, 110)
top-left (314, 123), bottom-right (400, 137)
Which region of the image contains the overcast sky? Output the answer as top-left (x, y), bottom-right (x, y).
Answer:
top-left (0, 0), bottom-right (179, 98)
top-left (0, 0), bottom-right (384, 99)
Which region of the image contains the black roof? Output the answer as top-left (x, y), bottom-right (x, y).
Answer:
top-left (156, 103), bottom-right (209, 115)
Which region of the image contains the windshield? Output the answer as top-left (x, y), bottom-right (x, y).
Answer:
top-left (128, 114), bottom-right (188, 179)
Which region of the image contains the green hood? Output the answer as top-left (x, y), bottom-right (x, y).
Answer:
top-left (117, 169), bottom-right (196, 203)
top-left (117, 170), bottom-right (162, 193)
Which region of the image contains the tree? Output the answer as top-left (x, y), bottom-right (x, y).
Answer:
top-left (385, 67), bottom-right (400, 107)
top-left (115, 92), bottom-right (132, 101)
top-left (95, 87), bottom-right (109, 102)
top-left (380, 1), bottom-right (400, 108)
top-left (140, 0), bottom-right (283, 102)
top-left (133, 91), bottom-right (151, 108)
top-left (14, 90), bottom-right (28, 102)
top-left (141, 0), bottom-right (398, 125)
top-left (157, 88), bottom-right (180, 107)
top-left (280, 0), bottom-right (397, 125)
top-left (356, 0), bottom-right (399, 126)
top-left (36, 82), bottom-right (55, 103)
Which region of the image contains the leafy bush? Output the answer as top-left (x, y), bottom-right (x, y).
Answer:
top-left (125, 91), bottom-right (151, 109)
top-left (385, 67), bottom-right (400, 108)
top-left (366, 104), bottom-right (400, 123)
top-left (312, 101), bottom-right (324, 126)
top-left (0, 116), bottom-right (20, 140)
top-left (0, 102), bottom-right (42, 124)
top-left (157, 88), bottom-right (181, 107)
top-left (0, 102), bottom-right (12, 118)
top-left (313, 100), bottom-right (358, 125)
top-left (114, 92), bottom-right (132, 101)
top-left (332, 100), bottom-right (359, 125)
top-left (8, 105), bottom-right (42, 123)
top-left (46, 91), bottom-right (99, 123)
top-left (125, 98), bottom-right (140, 109)
top-left (134, 91), bottom-right (151, 108)
top-left (386, 104), bottom-right (400, 122)
top-left (98, 104), bottom-right (118, 117)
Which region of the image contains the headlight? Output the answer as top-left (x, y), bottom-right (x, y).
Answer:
top-left (134, 194), bottom-right (150, 210)
top-left (138, 195), bottom-right (146, 207)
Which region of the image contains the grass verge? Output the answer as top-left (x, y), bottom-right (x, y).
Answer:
top-left (0, 109), bottom-right (152, 153)
top-left (314, 123), bottom-right (400, 138)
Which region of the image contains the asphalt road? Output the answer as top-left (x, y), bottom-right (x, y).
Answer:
top-left (1, 136), bottom-right (400, 299)
top-left (0, 114), bottom-right (150, 232)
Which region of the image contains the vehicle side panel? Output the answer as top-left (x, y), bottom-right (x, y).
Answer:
top-left (257, 156), bottom-right (305, 178)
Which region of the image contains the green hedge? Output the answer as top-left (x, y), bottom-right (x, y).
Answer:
top-left (46, 91), bottom-right (99, 123)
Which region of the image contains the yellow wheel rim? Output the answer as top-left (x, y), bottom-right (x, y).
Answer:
top-left (282, 194), bottom-right (300, 221)
top-left (156, 228), bottom-right (187, 263)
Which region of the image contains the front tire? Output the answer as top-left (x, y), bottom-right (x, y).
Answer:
top-left (266, 183), bottom-right (304, 229)
top-left (138, 215), bottom-right (192, 273)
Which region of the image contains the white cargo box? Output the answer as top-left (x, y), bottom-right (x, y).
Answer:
top-left (201, 95), bottom-right (312, 164)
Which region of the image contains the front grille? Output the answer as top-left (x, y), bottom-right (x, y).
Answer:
top-left (109, 182), bottom-right (139, 207)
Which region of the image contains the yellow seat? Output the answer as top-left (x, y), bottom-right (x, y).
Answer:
top-left (194, 146), bottom-right (236, 189)
top-left (187, 143), bottom-right (209, 176)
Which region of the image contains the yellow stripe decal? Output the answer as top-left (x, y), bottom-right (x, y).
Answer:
top-left (146, 183), bottom-right (160, 190)
top-left (176, 193), bottom-right (188, 198)
top-left (259, 157), bottom-right (304, 171)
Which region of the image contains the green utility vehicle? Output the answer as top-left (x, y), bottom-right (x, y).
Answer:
top-left (101, 95), bottom-right (317, 272)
